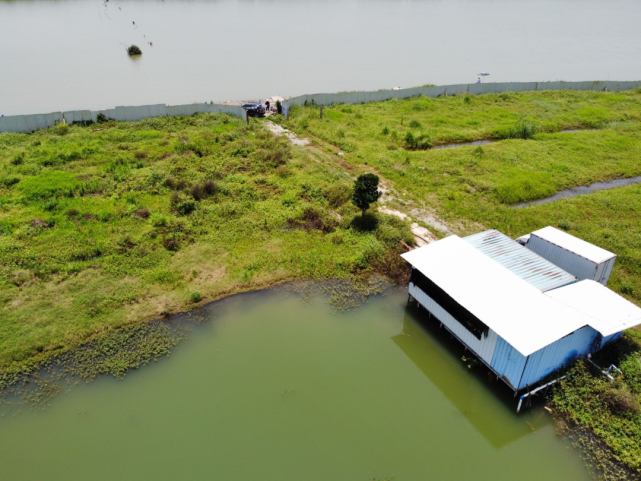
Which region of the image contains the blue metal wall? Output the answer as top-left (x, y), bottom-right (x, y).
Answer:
top-left (490, 337), bottom-right (528, 390)
top-left (518, 326), bottom-right (598, 389)
top-left (600, 331), bottom-right (623, 349)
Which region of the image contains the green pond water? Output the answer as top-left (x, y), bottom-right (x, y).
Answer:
top-left (0, 287), bottom-right (590, 480)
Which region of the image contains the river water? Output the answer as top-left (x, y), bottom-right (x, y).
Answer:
top-left (0, 287), bottom-right (590, 480)
top-left (1, 0), bottom-right (641, 115)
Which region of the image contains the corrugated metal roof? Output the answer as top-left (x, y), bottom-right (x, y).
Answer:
top-left (531, 226), bottom-right (616, 263)
top-left (464, 230), bottom-right (577, 292)
top-left (546, 280), bottom-right (641, 336)
top-left (401, 236), bottom-right (593, 356)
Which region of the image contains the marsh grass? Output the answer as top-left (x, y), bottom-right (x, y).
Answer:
top-left (0, 113), bottom-right (412, 370)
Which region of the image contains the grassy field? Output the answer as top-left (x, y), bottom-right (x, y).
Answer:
top-left (0, 114), bottom-right (412, 370)
top-left (276, 89), bottom-right (641, 305)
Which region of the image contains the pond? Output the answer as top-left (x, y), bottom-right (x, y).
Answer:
top-left (1, 0), bottom-right (641, 115)
top-left (0, 287), bottom-right (591, 480)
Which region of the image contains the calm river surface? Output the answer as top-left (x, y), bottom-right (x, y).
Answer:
top-left (0, 288), bottom-right (590, 480)
top-left (1, 0), bottom-right (641, 115)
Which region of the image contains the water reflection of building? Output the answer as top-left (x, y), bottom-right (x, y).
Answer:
top-left (392, 312), bottom-right (550, 448)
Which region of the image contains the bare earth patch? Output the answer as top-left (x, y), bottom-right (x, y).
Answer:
top-left (264, 121), bottom-right (310, 146)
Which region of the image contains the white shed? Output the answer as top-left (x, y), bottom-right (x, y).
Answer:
top-left (526, 227), bottom-right (616, 286)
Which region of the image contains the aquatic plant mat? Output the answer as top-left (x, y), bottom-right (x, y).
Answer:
top-left (0, 321), bottom-right (184, 410)
top-left (550, 332), bottom-right (641, 479)
top-left (0, 279), bottom-right (392, 411)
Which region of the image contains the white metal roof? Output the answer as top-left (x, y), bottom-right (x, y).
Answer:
top-left (402, 236), bottom-right (593, 356)
top-left (464, 230), bottom-right (577, 292)
top-left (546, 280), bottom-right (641, 337)
top-left (531, 226), bottom-right (616, 264)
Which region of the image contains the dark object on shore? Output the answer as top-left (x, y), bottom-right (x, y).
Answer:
top-left (276, 100), bottom-right (282, 114)
top-left (241, 102), bottom-right (266, 117)
top-left (352, 173), bottom-right (381, 218)
top-left (127, 45), bottom-right (142, 56)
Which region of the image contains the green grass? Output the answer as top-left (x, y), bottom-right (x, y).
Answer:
top-left (0, 113), bottom-right (412, 369)
top-left (276, 89), bottom-right (641, 305)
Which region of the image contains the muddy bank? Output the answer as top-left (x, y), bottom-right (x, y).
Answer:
top-left (514, 176), bottom-right (641, 208)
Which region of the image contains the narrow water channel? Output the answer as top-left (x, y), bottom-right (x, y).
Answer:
top-left (0, 287), bottom-right (590, 480)
top-left (515, 176), bottom-right (641, 208)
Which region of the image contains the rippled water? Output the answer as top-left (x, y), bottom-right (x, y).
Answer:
top-left (1, 0), bottom-right (641, 115)
top-left (0, 287), bottom-right (591, 480)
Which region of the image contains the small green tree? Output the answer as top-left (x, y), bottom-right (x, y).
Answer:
top-left (352, 173), bottom-right (381, 217)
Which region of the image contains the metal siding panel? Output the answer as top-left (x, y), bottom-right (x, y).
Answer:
top-left (527, 234), bottom-right (600, 282)
top-left (600, 257), bottom-right (616, 286)
top-left (600, 332), bottom-right (621, 349)
top-left (445, 84), bottom-right (469, 96)
top-left (409, 283), bottom-right (498, 364)
top-left (519, 326), bottom-right (598, 389)
top-left (490, 336), bottom-right (527, 389)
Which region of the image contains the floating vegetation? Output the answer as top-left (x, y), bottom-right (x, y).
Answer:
top-left (289, 276), bottom-right (392, 312)
top-left (1, 322), bottom-right (183, 410)
top-left (127, 45), bottom-right (142, 56)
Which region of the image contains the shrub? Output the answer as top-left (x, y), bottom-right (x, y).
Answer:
top-left (190, 291), bottom-right (202, 303)
top-left (96, 113), bottom-right (108, 124)
top-left (134, 151), bottom-right (147, 160)
top-left (190, 184), bottom-right (203, 201)
top-left (169, 192), bottom-right (181, 207)
top-left (55, 123), bottom-right (69, 136)
top-left (493, 116), bottom-right (539, 139)
top-left (127, 45), bottom-right (142, 56)
top-left (177, 200), bottom-right (195, 215)
top-left (150, 213), bottom-right (167, 227)
top-left (275, 165), bottom-right (292, 178)
top-left (42, 200), bottom-right (58, 211)
top-left (203, 180), bottom-right (217, 195)
top-left (163, 237), bottom-right (179, 251)
top-left (134, 208), bottom-right (150, 219)
top-left (381, 126), bottom-right (389, 135)
top-left (603, 386), bottom-right (640, 415)
top-left (66, 209), bottom-right (79, 217)
top-left (404, 132), bottom-right (432, 150)
top-left (30, 219), bottom-right (49, 228)
top-left (409, 119), bottom-right (422, 129)
top-left (2, 176), bottom-right (20, 187)
top-left (11, 152), bottom-right (25, 165)
top-left (621, 285), bottom-right (635, 295)
top-left (327, 184), bottom-right (352, 208)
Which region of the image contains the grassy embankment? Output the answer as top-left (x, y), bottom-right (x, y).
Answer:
top-left (276, 89), bottom-right (641, 303)
top-left (275, 89), bottom-right (641, 476)
top-left (0, 114), bottom-right (412, 375)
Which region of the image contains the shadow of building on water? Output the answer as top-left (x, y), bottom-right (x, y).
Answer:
top-left (391, 303), bottom-right (552, 449)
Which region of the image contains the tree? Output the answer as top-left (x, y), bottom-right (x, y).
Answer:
top-left (351, 173), bottom-right (381, 218)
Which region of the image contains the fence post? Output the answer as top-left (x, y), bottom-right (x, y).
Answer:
top-left (320, 105), bottom-right (323, 120)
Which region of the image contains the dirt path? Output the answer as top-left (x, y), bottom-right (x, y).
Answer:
top-left (263, 120), bottom-right (457, 245)
top-left (264, 121), bottom-right (310, 146)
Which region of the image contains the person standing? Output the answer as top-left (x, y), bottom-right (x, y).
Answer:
top-left (265, 100), bottom-right (270, 112)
